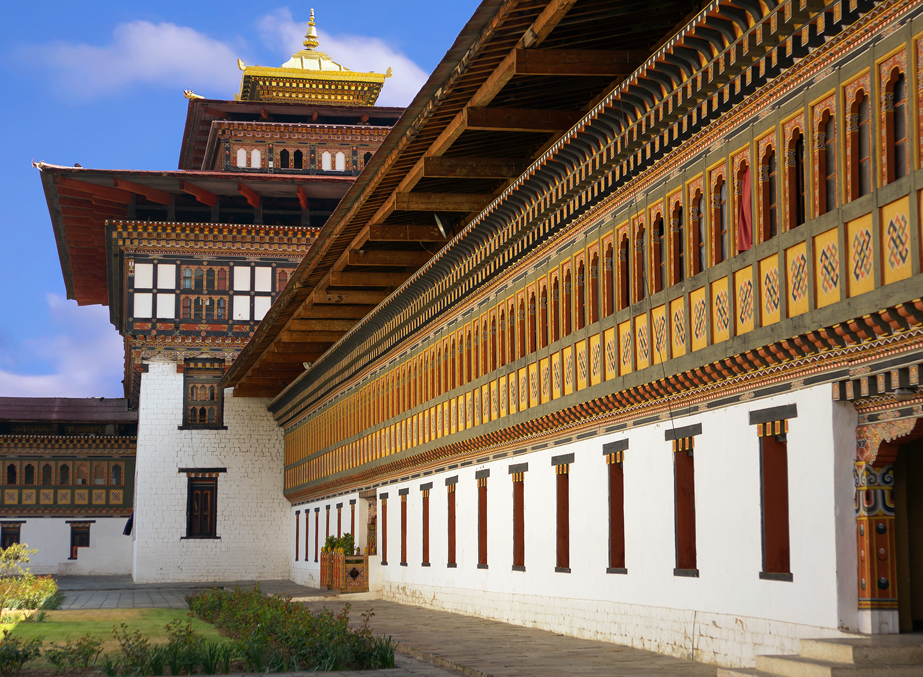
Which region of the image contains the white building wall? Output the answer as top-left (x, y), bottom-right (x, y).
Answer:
top-left (291, 385), bottom-right (859, 668)
top-left (132, 360), bottom-right (289, 583)
top-left (21, 518), bottom-right (131, 575)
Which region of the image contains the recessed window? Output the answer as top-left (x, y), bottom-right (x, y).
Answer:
top-left (186, 478), bottom-right (217, 538)
top-left (181, 358), bottom-right (225, 429)
top-left (1, 524), bottom-right (21, 549)
top-left (68, 522), bottom-right (91, 559)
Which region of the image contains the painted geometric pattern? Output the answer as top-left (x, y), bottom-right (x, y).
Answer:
top-left (530, 369), bottom-right (538, 403)
top-left (491, 386), bottom-right (498, 418)
top-left (764, 268), bottom-right (780, 315)
top-left (886, 213), bottom-right (910, 271)
top-left (819, 242), bottom-right (840, 294)
top-left (606, 337), bottom-right (616, 376)
top-left (110, 490), bottom-right (123, 504)
top-left (4, 490), bottom-right (16, 504)
top-left (57, 490), bottom-right (71, 504)
top-left (790, 252), bottom-right (808, 303)
top-left (591, 342), bottom-right (601, 381)
top-left (852, 227), bottom-right (873, 281)
top-left (511, 375), bottom-right (519, 406)
top-left (22, 490), bottom-right (35, 504)
top-left (738, 279), bottom-right (754, 325)
top-left (541, 363), bottom-right (550, 399)
top-left (693, 298), bottom-right (707, 342)
top-left (714, 290), bottom-right (730, 335)
top-left (40, 490), bottom-right (53, 504)
top-left (577, 349), bottom-right (588, 384)
top-left (653, 315), bottom-right (667, 357)
top-left (565, 352), bottom-right (574, 389)
top-left (637, 323), bottom-right (649, 363)
top-left (553, 359), bottom-right (561, 394)
top-left (672, 307), bottom-right (686, 348)
top-left (620, 329), bottom-right (633, 366)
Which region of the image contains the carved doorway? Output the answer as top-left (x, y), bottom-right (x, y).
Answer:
top-left (895, 437), bottom-right (923, 632)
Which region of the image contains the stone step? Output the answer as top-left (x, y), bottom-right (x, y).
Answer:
top-left (755, 654), bottom-right (923, 677)
top-left (800, 638), bottom-right (923, 666)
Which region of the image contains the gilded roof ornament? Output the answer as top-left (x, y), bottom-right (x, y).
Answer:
top-left (303, 9), bottom-right (319, 50)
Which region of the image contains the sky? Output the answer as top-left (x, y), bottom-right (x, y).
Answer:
top-left (0, 1), bottom-right (478, 399)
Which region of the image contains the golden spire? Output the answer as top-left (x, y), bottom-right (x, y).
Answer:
top-left (302, 9), bottom-right (319, 50)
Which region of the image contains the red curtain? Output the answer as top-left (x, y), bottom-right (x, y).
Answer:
top-left (737, 166), bottom-right (753, 252)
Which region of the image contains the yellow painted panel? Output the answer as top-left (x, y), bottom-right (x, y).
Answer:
top-left (540, 357), bottom-right (551, 403)
top-left (590, 334), bottom-right (602, 386)
top-left (651, 305), bottom-right (668, 365)
top-left (846, 213), bottom-right (874, 297)
top-left (604, 327), bottom-right (617, 379)
top-left (733, 267), bottom-right (755, 335)
top-left (670, 297), bottom-right (686, 357)
top-left (518, 367), bottom-right (529, 410)
top-left (618, 321), bottom-right (632, 375)
top-left (454, 395), bottom-right (462, 433)
top-left (481, 384), bottom-right (490, 425)
top-left (635, 315), bottom-right (650, 371)
top-left (551, 351), bottom-right (562, 400)
top-left (759, 255), bottom-right (781, 326)
top-left (880, 196), bottom-right (911, 285)
top-left (711, 277), bottom-right (730, 344)
top-left (785, 242), bottom-right (809, 317)
top-left (690, 287), bottom-right (708, 352)
top-left (423, 410), bottom-right (429, 444)
top-left (529, 362), bottom-right (539, 407)
top-left (563, 346), bottom-right (574, 395)
top-left (575, 340), bottom-right (588, 390)
top-left (813, 228), bottom-right (840, 309)
top-left (499, 375), bottom-right (507, 418)
top-left (508, 373), bottom-right (518, 415)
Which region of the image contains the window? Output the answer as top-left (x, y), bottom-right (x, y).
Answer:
top-left (182, 268), bottom-right (193, 290)
top-left (337, 503), bottom-right (342, 538)
top-left (363, 151), bottom-right (372, 167)
top-left (41, 464), bottom-right (52, 486)
top-left (250, 149), bottom-right (261, 169)
top-left (633, 230), bottom-right (645, 303)
top-left (294, 510), bottom-right (300, 561)
top-left (182, 358), bottom-right (225, 429)
top-left (335, 152), bottom-right (346, 172)
top-left (528, 293), bottom-right (536, 353)
top-left (787, 131), bottom-right (806, 229)
top-left (294, 150), bottom-right (303, 170)
top-left (511, 464), bottom-right (526, 570)
top-left (563, 272), bottom-right (572, 337)
top-left (68, 521), bottom-right (92, 559)
top-left (421, 484), bottom-right (431, 566)
top-left (589, 253), bottom-right (600, 322)
top-left (761, 147), bottom-right (778, 241)
top-left (321, 151), bottom-right (332, 171)
top-left (236, 148), bottom-right (246, 167)
top-left (6, 464), bottom-right (15, 486)
top-left (668, 425), bottom-right (700, 576)
top-left (551, 280), bottom-right (560, 343)
top-left (23, 464), bottom-right (34, 486)
top-left (75, 463), bottom-right (88, 486)
top-left (477, 470), bottom-right (488, 568)
top-left (279, 149), bottom-right (290, 169)
top-left (605, 442), bottom-right (627, 573)
top-left (817, 113), bottom-right (836, 215)
top-left (671, 202), bottom-right (684, 284)
top-left (314, 508), bottom-right (319, 562)
top-left (713, 178), bottom-right (728, 263)
top-left (517, 301), bottom-right (526, 358)
top-left (617, 236), bottom-right (629, 310)
top-left (217, 269), bottom-right (228, 291)
top-left (539, 288), bottom-right (548, 348)
top-left (0, 524), bottom-right (21, 549)
top-left (603, 245), bottom-right (614, 316)
top-left (885, 71), bottom-right (908, 184)
top-left (736, 164), bottom-right (753, 253)
top-left (58, 464), bottom-right (69, 485)
top-left (446, 477), bottom-right (457, 567)
top-left (499, 311), bottom-right (507, 367)
top-left (306, 507), bottom-right (311, 561)
top-left (553, 455), bottom-right (572, 572)
top-left (692, 192), bottom-right (706, 275)
top-left (186, 478), bottom-right (217, 538)
top-left (852, 92), bottom-right (872, 198)
top-left (399, 490), bottom-right (408, 566)
top-left (653, 216), bottom-right (666, 294)
top-left (575, 262), bottom-right (586, 329)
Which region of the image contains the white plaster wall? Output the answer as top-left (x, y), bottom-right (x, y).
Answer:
top-left (132, 360), bottom-right (289, 583)
top-left (19, 518), bottom-right (131, 575)
top-left (289, 493), bottom-right (368, 588)
top-left (295, 385), bottom-right (858, 667)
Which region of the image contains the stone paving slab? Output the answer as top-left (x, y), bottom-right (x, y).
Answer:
top-left (299, 599), bottom-right (718, 677)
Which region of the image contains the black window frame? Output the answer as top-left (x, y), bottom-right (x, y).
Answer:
top-left (185, 476), bottom-right (219, 539)
top-left (180, 358), bottom-right (227, 430)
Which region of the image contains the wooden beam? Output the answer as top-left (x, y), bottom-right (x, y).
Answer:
top-left (395, 192), bottom-right (492, 212)
top-left (288, 319), bottom-right (357, 332)
top-left (368, 225), bottom-right (447, 242)
top-left (513, 48), bottom-right (642, 77)
top-left (314, 289), bottom-right (390, 305)
top-left (236, 376), bottom-right (297, 387)
top-left (423, 156), bottom-right (527, 179)
top-left (301, 304), bottom-right (376, 318)
top-left (465, 107), bottom-right (582, 133)
top-left (296, 184), bottom-right (308, 210)
top-left (269, 342), bottom-right (335, 353)
top-left (112, 178), bottom-right (172, 205)
top-left (329, 272), bottom-right (410, 287)
top-left (260, 108), bottom-right (273, 120)
top-left (264, 351), bottom-right (325, 362)
top-left (237, 183), bottom-right (261, 209)
top-left (347, 250), bottom-right (432, 267)
top-left (521, 0), bottom-right (580, 49)
top-left (179, 181), bottom-right (217, 207)
top-left (56, 177), bottom-right (132, 204)
top-left (278, 330), bottom-right (347, 343)
top-left (202, 106), bottom-right (228, 118)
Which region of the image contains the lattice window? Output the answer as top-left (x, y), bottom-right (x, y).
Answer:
top-left (182, 358), bottom-right (225, 429)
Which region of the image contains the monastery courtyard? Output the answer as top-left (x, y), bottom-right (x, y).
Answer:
top-left (55, 576), bottom-right (716, 677)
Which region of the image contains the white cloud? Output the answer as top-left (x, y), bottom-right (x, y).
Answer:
top-left (20, 21), bottom-right (243, 100)
top-left (0, 296), bottom-right (124, 398)
top-left (258, 8), bottom-right (427, 107)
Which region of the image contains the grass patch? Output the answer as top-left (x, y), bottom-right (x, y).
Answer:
top-left (4, 609), bottom-right (227, 668)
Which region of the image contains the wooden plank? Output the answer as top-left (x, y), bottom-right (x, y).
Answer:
top-left (179, 181), bottom-right (217, 207)
top-left (278, 330), bottom-right (347, 343)
top-left (269, 342), bottom-right (335, 353)
top-left (296, 185), bottom-right (308, 210)
top-left (314, 289), bottom-right (390, 305)
top-left (303, 304), bottom-right (376, 318)
top-left (329, 272), bottom-right (410, 287)
top-left (513, 49), bottom-right (643, 77)
top-left (423, 157), bottom-right (527, 179)
top-left (55, 177), bottom-right (132, 205)
top-left (465, 107), bottom-right (582, 133)
top-left (288, 319), bottom-right (357, 332)
top-left (347, 250), bottom-right (432, 267)
top-left (368, 225), bottom-right (447, 242)
top-left (112, 178), bottom-right (172, 205)
top-left (521, 0), bottom-right (580, 49)
top-left (238, 183), bottom-right (261, 209)
top-left (394, 192), bottom-right (492, 212)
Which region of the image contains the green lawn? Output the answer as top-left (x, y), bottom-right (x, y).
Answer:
top-left (3, 609), bottom-right (228, 667)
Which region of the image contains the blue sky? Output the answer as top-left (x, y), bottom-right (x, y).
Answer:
top-left (0, 1), bottom-right (478, 398)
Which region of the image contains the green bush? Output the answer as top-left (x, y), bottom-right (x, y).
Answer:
top-left (45, 634), bottom-right (103, 672)
top-left (186, 586), bottom-right (395, 672)
top-left (322, 532), bottom-right (356, 554)
top-left (0, 543), bottom-right (63, 611)
top-left (0, 630), bottom-right (42, 677)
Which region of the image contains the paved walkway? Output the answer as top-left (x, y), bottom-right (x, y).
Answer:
top-left (55, 576), bottom-right (718, 676)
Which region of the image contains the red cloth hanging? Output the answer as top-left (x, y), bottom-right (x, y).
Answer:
top-left (737, 165), bottom-right (753, 252)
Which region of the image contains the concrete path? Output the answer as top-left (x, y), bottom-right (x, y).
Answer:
top-left (299, 599), bottom-right (718, 677)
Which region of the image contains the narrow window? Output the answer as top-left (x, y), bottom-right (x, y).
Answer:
top-left (182, 268), bottom-right (192, 290)
top-left (326, 506), bottom-right (330, 540)
top-left (713, 179), bottom-right (728, 263)
top-left (194, 268), bottom-right (204, 291)
top-left (554, 460), bottom-right (570, 572)
top-left (606, 445), bottom-right (627, 572)
top-left (400, 491), bottom-right (408, 566)
top-left (817, 113), bottom-right (836, 215)
top-left (447, 481), bottom-right (457, 567)
top-left (653, 216), bottom-right (666, 293)
top-left (490, 318), bottom-right (497, 370)
top-left (617, 236), bottom-right (629, 310)
top-left (335, 152), bottom-right (346, 172)
top-left (603, 245), bottom-right (614, 316)
top-left (508, 302), bottom-right (516, 362)
top-left (381, 496), bottom-right (388, 565)
top-left (551, 280), bottom-right (560, 342)
top-left (111, 465), bottom-right (122, 486)
top-left (539, 288), bottom-right (548, 348)
top-left (58, 464), bottom-right (69, 485)
top-left (0, 524), bottom-right (20, 549)
top-left (305, 507), bottom-right (310, 561)
top-left (217, 268), bottom-right (227, 291)
top-left (294, 150), bottom-right (303, 170)
top-left (511, 468), bottom-right (525, 570)
top-left (69, 523), bottom-right (91, 559)
top-left (589, 254), bottom-right (600, 322)
top-left (204, 297), bottom-right (214, 321)
top-left (633, 230), bottom-right (646, 302)
top-left (694, 193), bottom-right (706, 274)
top-left (322, 151), bottom-right (332, 171)
top-left (314, 509), bottom-right (319, 562)
top-left (481, 319), bottom-right (488, 374)
top-left (563, 271), bottom-right (572, 336)
top-left (250, 149), bottom-right (261, 169)
top-left (759, 420), bottom-right (791, 577)
top-left (279, 149), bottom-right (290, 169)
top-left (857, 93), bottom-right (871, 197)
top-left (187, 477), bottom-right (217, 538)
top-left (23, 465), bottom-right (34, 486)
top-left (517, 300), bottom-right (526, 357)
top-left (736, 164), bottom-right (753, 253)
top-left (764, 148), bottom-right (778, 240)
top-left (499, 311), bottom-right (506, 367)
top-left (576, 262), bottom-right (586, 329)
top-left (671, 203), bottom-right (684, 284)
top-left (889, 72), bottom-right (908, 182)
top-left (181, 298), bottom-right (191, 320)
top-left (421, 485), bottom-right (431, 566)
top-left (528, 293), bottom-right (536, 353)
top-left (41, 464), bottom-right (52, 486)
top-left (5, 465), bottom-right (15, 486)
top-left (450, 339), bottom-right (457, 389)
top-left (337, 503), bottom-right (342, 538)
top-left (216, 298), bottom-right (226, 320)
top-left (477, 473), bottom-right (488, 568)
top-left (294, 511), bottom-right (300, 561)
top-left (206, 268), bottom-right (215, 291)
top-left (236, 148), bottom-right (246, 167)
top-left (787, 131), bottom-right (806, 229)
top-left (466, 331), bottom-right (472, 383)
top-left (673, 435), bottom-right (697, 574)
top-left (363, 152), bottom-right (372, 167)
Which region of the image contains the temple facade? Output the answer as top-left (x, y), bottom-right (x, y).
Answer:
top-left (32, 0), bottom-right (923, 669)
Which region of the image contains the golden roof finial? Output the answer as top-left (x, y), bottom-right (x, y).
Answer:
top-left (303, 9), bottom-right (319, 50)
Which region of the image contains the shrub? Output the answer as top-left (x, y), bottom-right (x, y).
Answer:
top-left (0, 630), bottom-right (42, 677)
top-left (0, 544), bottom-right (62, 611)
top-left (186, 586), bottom-right (395, 672)
top-left (44, 634), bottom-right (103, 673)
top-left (322, 532), bottom-right (356, 554)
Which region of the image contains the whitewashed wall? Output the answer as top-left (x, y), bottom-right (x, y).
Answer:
top-left (19, 517), bottom-right (131, 575)
top-left (292, 385), bottom-right (858, 668)
top-left (290, 493), bottom-right (368, 588)
top-left (132, 360), bottom-right (289, 583)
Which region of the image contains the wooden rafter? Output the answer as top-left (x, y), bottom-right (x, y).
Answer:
top-left (179, 181), bottom-right (217, 207)
top-left (346, 250), bottom-right (432, 267)
top-left (368, 225), bottom-right (447, 242)
top-left (112, 178), bottom-right (171, 205)
top-left (237, 183), bottom-right (261, 209)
